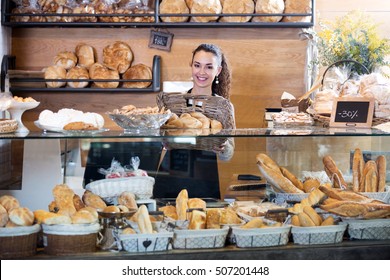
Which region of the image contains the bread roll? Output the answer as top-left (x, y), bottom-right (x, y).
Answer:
top-left (137, 205), bottom-right (153, 234)
top-left (66, 66), bottom-right (89, 88)
top-left (44, 65), bottom-right (67, 88)
top-left (159, 205), bottom-right (178, 220)
top-left (102, 41), bottom-right (133, 74)
top-left (188, 209), bottom-right (206, 229)
top-left (5, 220), bottom-right (18, 228)
top-left (352, 148), bottom-right (365, 192)
top-left (54, 51), bottom-right (77, 70)
top-left (282, 0), bottom-right (311, 22)
top-left (79, 206), bottom-right (98, 220)
top-left (297, 212), bottom-right (316, 227)
top-left (122, 63), bottom-right (152, 89)
top-left (0, 195), bottom-right (20, 212)
top-left (323, 155), bottom-right (347, 188)
top-left (219, 0), bottom-right (254, 23)
top-left (307, 188), bottom-right (326, 206)
top-left (122, 227), bottom-right (136, 234)
top-left (220, 207), bottom-right (241, 224)
top-left (191, 0), bottom-right (222, 23)
top-left (34, 209), bottom-right (72, 225)
top-left (291, 215), bottom-right (300, 226)
top-left (75, 43), bottom-right (96, 68)
top-left (103, 205), bottom-right (121, 213)
top-left (210, 119), bottom-right (223, 130)
top-left (160, 0), bottom-right (190, 22)
top-left (303, 206), bottom-right (322, 226)
top-left (252, 0), bottom-right (284, 23)
top-left (71, 209), bottom-right (98, 224)
top-left (73, 194), bottom-right (85, 211)
top-left (176, 189), bottom-right (189, 220)
top-left (0, 204), bottom-right (9, 227)
top-left (303, 178), bottom-right (320, 193)
top-left (190, 112), bottom-right (211, 128)
top-left (118, 191), bottom-right (138, 210)
top-left (376, 155), bottom-right (386, 192)
top-left (241, 217), bottom-right (264, 229)
top-left (320, 216), bottom-right (334, 226)
top-left (53, 184), bottom-right (77, 217)
top-left (280, 167), bottom-right (304, 191)
top-left (288, 203), bottom-right (304, 214)
top-left (89, 63), bottom-right (120, 88)
top-left (206, 209), bottom-right (221, 229)
top-left (180, 115), bottom-right (203, 128)
top-left (82, 190), bottom-right (107, 210)
top-left (8, 207), bottom-right (34, 226)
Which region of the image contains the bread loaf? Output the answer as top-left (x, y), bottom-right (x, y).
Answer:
top-left (79, 206), bottom-right (98, 220)
top-left (0, 204), bottom-right (9, 227)
top-left (34, 209), bottom-right (72, 225)
top-left (44, 65), bottom-right (67, 88)
top-left (220, 207), bottom-right (241, 224)
top-left (176, 189), bottom-right (189, 220)
top-left (219, 0), bottom-right (254, 23)
top-left (102, 41), bottom-right (133, 74)
top-left (54, 51), bottom-right (77, 70)
top-left (188, 209), bottom-right (206, 229)
top-left (137, 205), bottom-right (153, 234)
top-left (352, 148), bottom-right (364, 192)
top-left (362, 161), bottom-right (378, 192)
top-left (66, 66), bottom-right (89, 88)
top-left (297, 212), bottom-right (316, 227)
top-left (118, 191), bottom-right (138, 210)
top-left (122, 64), bottom-right (152, 89)
top-left (160, 0), bottom-right (190, 22)
top-left (187, 198), bottom-right (207, 210)
top-left (82, 190), bottom-right (107, 210)
top-left (376, 155), bottom-right (386, 192)
top-left (190, 0), bottom-right (222, 23)
top-left (8, 207), bottom-right (34, 226)
top-left (320, 201), bottom-right (368, 217)
top-left (252, 0), bottom-right (284, 23)
top-left (89, 63), bottom-right (120, 88)
top-left (282, 0), bottom-right (312, 22)
top-left (71, 209), bottom-right (98, 224)
top-left (75, 43), bottom-right (96, 68)
top-left (291, 215), bottom-right (300, 226)
top-left (190, 112), bottom-right (211, 128)
top-left (280, 167), bottom-right (304, 191)
top-left (320, 216), bottom-right (334, 226)
top-left (303, 178), bottom-right (320, 193)
top-left (206, 209), bottom-right (221, 229)
top-left (73, 194), bottom-right (85, 211)
top-left (323, 155), bottom-right (347, 188)
top-left (0, 195), bottom-right (20, 212)
top-left (159, 205), bottom-right (178, 220)
top-left (241, 217), bottom-right (264, 229)
top-left (307, 188), bottom-right (326, 205)
top-left (53, 184), bottom-right (77, 217)
top-left (303, 206), bottom-right (322, 226)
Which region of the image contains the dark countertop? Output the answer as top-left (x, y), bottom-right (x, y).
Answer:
top-left (27, 240), bottom-right (390, 260)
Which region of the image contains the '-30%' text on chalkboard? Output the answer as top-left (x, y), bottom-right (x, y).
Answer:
top-left (330, 97), bottom-right (374, 128)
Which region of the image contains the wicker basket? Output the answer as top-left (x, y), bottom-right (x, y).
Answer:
top-left (42, 223), bottom-right (100, 255)
top-left (233, 225), bottom-right (291, 248)
top-left (85, 176), bottom-right (155, 203)
top-left (172, 227), bottom-right (229, 249)
top-left (291, 224), bottom-right (347, 245)
top-left (119, 231), bottom-right (173, 252)
top-left (0, 224), bottom-right (41, 259)
top-left (343, 218), bottom-right (390, 240)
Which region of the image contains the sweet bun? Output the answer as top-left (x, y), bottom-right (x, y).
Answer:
top-left (44, 65), bottom-right (67, 88)
top-left (103, 41), bottom-right (133, 74)
top-left (54, 51), bottom-right (77, 70)
top-left (75, 43), bottom-right (96, 69)
top-left (8, 207), bottom-right (34, 226)
top-left (0, 195), bottom-right (20, 212)
top-left (122, 63), bottom-right (152, 89)
top-left (66, 66), bottom-right (89, 88)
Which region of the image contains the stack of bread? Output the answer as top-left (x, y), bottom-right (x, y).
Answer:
top-left (0, 195), bottom-right (35, 228)
top-left (291, 205), bottom-right (335, 227)
top-left (44, 41), bottom-right (152, 89)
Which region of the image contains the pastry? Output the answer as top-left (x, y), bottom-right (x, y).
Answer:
top-left (190, 0), bottom-right (222, 23)
top-left (188, 209), bottom-right (206, 229)
top-left (102, 41), bottom-right (133, 74)
top-left (176, 189), bottom-right (189, 220)
top-left (252, 0), bottom-right (284, 23)
top-left (75, 43), bottom-right (96, 68)
top-left (0, 195), bottom-right (20, 212)
top-left (160, 0), bottom-right (190, 22)
top-left (63, 121), bottom-right (98, 130)
top-left (89, 63), bottom-right (119, 88)
top-left (44, 65), bottom-right (67, 88)
top-left (54, 51), bottom-right (77, 70)
top-left (66, 66), bottom-right (89, 88)
top-left (219, 0), bottom-right (255, 23)
top-left (122, 63), bottom-right (152, 89)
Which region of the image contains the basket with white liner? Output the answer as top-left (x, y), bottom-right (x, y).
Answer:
top-left (172, 227), bottom-right (229, 249)
top-left (342, 218), bottom-right (390, 240)
top-left (119, 230), bottom-right (173, 252)
top-left (233, 225), bottom-right (291, 248)
top-left (291, 223), bottom-right (347, 245)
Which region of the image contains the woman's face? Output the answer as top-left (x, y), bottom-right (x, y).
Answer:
top-left (191, 50), bottom-right (222, 90)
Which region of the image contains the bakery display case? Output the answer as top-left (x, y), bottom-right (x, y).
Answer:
top-left (1, 0), bottom-right (315, 28)
top-left (0, 126), bottom-right (390, 259)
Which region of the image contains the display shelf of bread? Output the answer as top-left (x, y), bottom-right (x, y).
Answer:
top-left (3, 43), bottom-right (160, 93)
top-left (4, 0), bottom-right (314, 28)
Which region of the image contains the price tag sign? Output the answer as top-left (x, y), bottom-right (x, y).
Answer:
top-left (329, 97), bottom-right (374, 128)
top-left (148, 30), bottom-right (174, 52)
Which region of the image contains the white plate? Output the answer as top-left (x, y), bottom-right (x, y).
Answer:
top-left (34, 120), bottom-right (109, 134)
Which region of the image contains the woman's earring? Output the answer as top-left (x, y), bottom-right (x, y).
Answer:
top-left (215, 76), bottom-right (219, 84)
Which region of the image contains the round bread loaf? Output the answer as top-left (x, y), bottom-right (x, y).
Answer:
top-left (219, 0), bottom-right (255, 23)
top-left (89, 63), bottom-right (119, 88)
top-left (160, 0), bottom-right (190, 22)
top-left (9, 207), bottom-right (34, 226)
top-left (71, 209), bottom-right (98, 224)
top-left (118, 191), bottom-right (138, 210)
top-left (0, 204), bottom-right (9, 227)
top-left (54, 51), bottom-right (77, 70)
top-left (191, 0), bottom-right (222, 22)
top-left (103, 205), bottom-right (121, 213)
top-left (75, 43), bottom-right (96, 68)
top-left (103, 41), bottom-right (133, 74)
top-left (282, 0), bottom-right (311, 23)
top-left (44, 65), bottom-right (67, 88)
top-left (0, 195), bottom-right (20, 212)
top-left (122, 63), bottom-right (152, 89)
top-left (66, 66), bottom-right (89, 88)
top-left (252, 0), bottom-right (284, 23)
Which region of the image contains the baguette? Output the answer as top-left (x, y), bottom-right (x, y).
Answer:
top-left (303, 178), bottom-right (320, 193)
top-left (280, 167), bottom-right (304, 192)
top-left (363, 161), bottom-right (378, 192)
top-left (323, 155), bottom-right (347, 188)
top-left (320, 216), bottom-right (334, 226)
top-left (352, 148), bottom-right (365, 192)
top-left (137, 205), bottom-right (153, 234)
top-left (298, 212), bottom-right (316, 227)
top-left (376, 155), bottom-right (386, 192)
top-left (303, 206), bottom-right (322, 226)
top-left (176, 189), bottom-right (189, 220)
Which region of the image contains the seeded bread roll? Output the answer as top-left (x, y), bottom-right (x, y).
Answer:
top-left (54, 51), bottom-right (77, 70)
top-left (44, 65), bottom-right (67, 88)
top-left (75, 43), bottom-right (96, 69)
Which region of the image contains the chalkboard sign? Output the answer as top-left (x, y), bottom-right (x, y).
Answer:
top-left (329, 97), bottom-right (374, 128)
top-left (148, 30), bottom-right (174, 52)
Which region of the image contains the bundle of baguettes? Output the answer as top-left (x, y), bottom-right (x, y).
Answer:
top-left (352, 148), bottom-right (386, 193)
top-left (319, 186), bottom-right (390, 219)
top-left (256, 153), bottom-right (304, 194)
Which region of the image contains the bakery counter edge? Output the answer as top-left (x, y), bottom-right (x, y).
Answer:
top-left (28, 240), bottom-right (390, 260)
